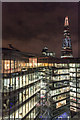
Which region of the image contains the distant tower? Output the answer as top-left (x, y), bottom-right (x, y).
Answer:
top-left (61, 16), bottom-right (73, 58)
top-left (42, 47), bottom-right (48, 56)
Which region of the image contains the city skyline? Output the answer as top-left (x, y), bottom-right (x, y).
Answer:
top-left (2, 2), bottom-right (78, 57)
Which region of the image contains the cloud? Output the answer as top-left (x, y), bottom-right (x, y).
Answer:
top-left (2, 2), bottom-right (78, 57)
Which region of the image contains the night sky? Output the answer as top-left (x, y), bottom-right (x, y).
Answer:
top-left (2, 2), bottom-right (78, 57)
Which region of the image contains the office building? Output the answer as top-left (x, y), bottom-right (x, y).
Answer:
top-left (1, 16), bottom-right (79, 120)
top-left (2, 48), bottom-right (41, 120)
top-left (1, 48), bottom-right (80, 119)
top-left (38, 57), bottom-right (80, 119)
top-left (61, 16), bottom-right (73, 58)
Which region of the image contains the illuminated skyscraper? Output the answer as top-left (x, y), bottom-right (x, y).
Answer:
top-left (61, 16), bottom-right (73, 58)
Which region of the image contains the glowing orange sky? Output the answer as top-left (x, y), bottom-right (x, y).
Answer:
top-left (2, 2), bottom-right (78, 57)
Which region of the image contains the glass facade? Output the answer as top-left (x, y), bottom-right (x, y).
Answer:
top-left (48, 63), bottom-right (70, 118)
top-left (1, 49), bottom-right (80, 119)
top-left (2, 49), bottom-right (40, 120)
top-left (69, 63), bottom-right (80, 113)
top-left (37, 57), bottom-right (70, 118)
top-left (38, 57), bottom-right (80, 119)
